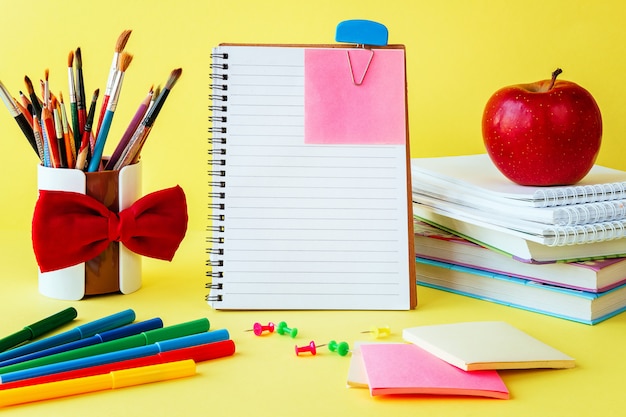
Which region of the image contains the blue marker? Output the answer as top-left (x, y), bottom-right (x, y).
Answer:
top-left (0, 318), bottom-right (163, 368)
top-left (0, 329), bottom-right (230, 384)
top-left (0, 309), bottom-right (136, 363)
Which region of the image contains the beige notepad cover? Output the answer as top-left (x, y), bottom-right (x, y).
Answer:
top-left (402, 321), bottom-right (575, 371)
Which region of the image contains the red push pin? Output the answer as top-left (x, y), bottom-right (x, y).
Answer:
top-left (295, 341), bottom-right (318, 356)
top-left (245, 322), bottom-right (275, 336)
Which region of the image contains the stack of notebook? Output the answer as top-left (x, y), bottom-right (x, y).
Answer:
top-left (411, 154), bottom-right (626, 324)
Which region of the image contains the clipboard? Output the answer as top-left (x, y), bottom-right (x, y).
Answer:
top-left (206, 20), bottom-right (416, 310)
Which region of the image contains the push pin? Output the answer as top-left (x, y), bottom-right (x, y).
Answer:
top-left (276, 321), bottom-right (298, 338)
top-left (361, 325), bottom-right (391, 338)
top-left (295, 341), bottom-right (318, 356)
top-left (245, 322), bottom-right (275, 336)
top-left (327, 340), bottom-right (350, 356)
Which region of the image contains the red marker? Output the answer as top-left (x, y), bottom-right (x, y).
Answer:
top-left (0, 339), bottom-right (235, 390)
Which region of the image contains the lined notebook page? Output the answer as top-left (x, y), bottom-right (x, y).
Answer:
top-left (208, 45), bottom-right (413, 310)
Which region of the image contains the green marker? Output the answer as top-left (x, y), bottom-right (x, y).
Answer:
top-left (0, 318), bottom-right (209, 375)
top-left (0, 307), bottom-right (77, 353)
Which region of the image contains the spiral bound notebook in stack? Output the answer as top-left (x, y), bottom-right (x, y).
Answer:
top-left (411, 154), bottom-right (626, 262)
top-left (206, 43), bottom-right (416, 310)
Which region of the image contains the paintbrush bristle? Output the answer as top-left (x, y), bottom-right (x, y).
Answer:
top-left (59, 91), bottom-right (64, 103)
top-left (165, 68), bottom-right (183, 90)
top-left (119, 52), bottom-right (133, 72)
top-left (24, 76), bottom-right (35, 95)
top-left (115, 30), bottom-right (132, 53)
top-left (68, 51), bottom-right (74, 67)
top-left (75, 47), bottom-right (82, 68)
top-left (44, 69), bottom-right (49, 81)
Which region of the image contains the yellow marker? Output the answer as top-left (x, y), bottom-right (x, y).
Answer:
top-left (0, 359), bottom-right (196, 408)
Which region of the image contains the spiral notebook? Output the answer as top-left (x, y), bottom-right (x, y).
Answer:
top-left (206, 43), bottom-right (416, 310)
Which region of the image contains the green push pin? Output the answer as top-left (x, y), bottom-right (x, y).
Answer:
top-left (327, 340), bottom-right (350, 356)
top-left (276, 321), bottom-right (298, 338)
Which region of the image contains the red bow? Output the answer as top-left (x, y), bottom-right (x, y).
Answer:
top-left (32, 185), bottom-right (188, 273)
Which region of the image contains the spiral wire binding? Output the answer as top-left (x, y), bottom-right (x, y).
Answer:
top-left (206, 50), bottom-right (228, 303)
top-left (546, 220), bottom-right (626, 246)
top-left (534, 182), bottom-right (626, 208)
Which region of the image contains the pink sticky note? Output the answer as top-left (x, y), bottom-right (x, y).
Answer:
top-left (359, 343), bottom-right (509, 399)
top-left (304, 48), bottom-right (406, 145)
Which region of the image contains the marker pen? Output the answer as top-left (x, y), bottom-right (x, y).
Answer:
top-left (0, 328), bottom-right (229, 384)
top-left (0, 307), bottom-right (77, 353)
top-left (0, 318), bottom-right (162, 368)
top-left (0, 339), bottom-right (235, 390)
top-left (0, 309), bottom-right (135, 362)
top-left (0, 360), bottom-right (197, 408)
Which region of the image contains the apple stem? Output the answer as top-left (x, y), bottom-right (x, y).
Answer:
top-left (548, 68), bottom-right (563, 90)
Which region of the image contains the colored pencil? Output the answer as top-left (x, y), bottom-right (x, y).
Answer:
top-left (0, 81), bottom-right (38, 157)
top-left (88, 52), bottom-right (133, 172)
top-left (41, 106), bottom-right (60, 168)
top-left (58, 92), bottom-right (75, 166)
top-left (95, 29), bottom-right (132, 139)
top-left (32, 113), bottom-right (44, 161)
top-left (51, 98), bottom-right (67, 168)
top-left (13, 98), bottom-right (32, 128)
top-left (18, 91), bottom-right (32, 111)
top-left (112, 68), bottom-right (182, 170)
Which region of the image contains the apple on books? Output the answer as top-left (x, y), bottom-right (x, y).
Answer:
top-left (482, 68), bottom-right (603, 186)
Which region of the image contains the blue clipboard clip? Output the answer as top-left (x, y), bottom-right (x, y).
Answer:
top-left (335, 20), bottom-right (389, 86)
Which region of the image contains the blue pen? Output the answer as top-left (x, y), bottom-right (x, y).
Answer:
top-left (0, 309), bottom-right (136, 363)
top-left (0, 329), bottom-right (230, 384)
top-left (0, 318), bottom-right (163, 368)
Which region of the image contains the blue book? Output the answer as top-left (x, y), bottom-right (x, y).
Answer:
top-left (415, 257), bottom-right (626, 325)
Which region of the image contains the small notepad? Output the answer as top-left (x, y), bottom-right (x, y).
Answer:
top-left (402, 321), bottom-right (575, 371)
top-left (358, 343), bottom-right (509, 399)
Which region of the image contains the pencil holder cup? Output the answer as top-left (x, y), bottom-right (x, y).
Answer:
top-left (33, 162), bottom-right (143, 300)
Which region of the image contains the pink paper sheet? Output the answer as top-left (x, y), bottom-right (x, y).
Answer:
top-left (304, 48), bottom-right (406, 145)
top-left (359, 343), bottom-right (510, 398)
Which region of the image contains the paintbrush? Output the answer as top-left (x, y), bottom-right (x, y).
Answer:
top-left (95, 29), bottom-right (131, 139)
top-left (87, 52), bottom-right (133, 172)
top-left (74, 47), bottom-right (87, 135)
top-left (104, 85), bottom-right (152, 170)
top-left (112, 68), bottom-right (182, 170)
top-left (67, 50), bottom-right (81, 154)
top-left (75, 89), bottom-right (100, 170)
top-left (23, 76), bottom-right (42, 120)
top-left (41, 105), bottom-right (60, 168)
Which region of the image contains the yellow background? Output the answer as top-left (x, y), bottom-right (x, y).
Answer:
top-left (1, 1), bottom-right (626, 416)
top-left (2, 0), bottom-right (626, 231)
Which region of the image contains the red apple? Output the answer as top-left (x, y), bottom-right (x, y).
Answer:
top-left (482, 69), bottom-right (602, 186)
